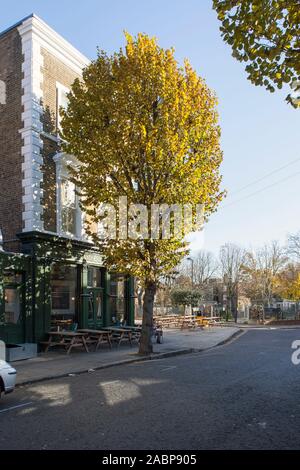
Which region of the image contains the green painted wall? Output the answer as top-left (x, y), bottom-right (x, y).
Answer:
top-left (0, 232), bottom-right (135, 344)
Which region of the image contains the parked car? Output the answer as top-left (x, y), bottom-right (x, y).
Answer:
top-left (0, 360), bottom-right (17, 397)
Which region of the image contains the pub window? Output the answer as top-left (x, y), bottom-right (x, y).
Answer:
top-left (1, 271), bottom-right (23, 326)
top-left (50, 264), bottom-right (77, 319)
top-left (110, 274), bottom-right (127, 325)
top-left (54, 152), bottom-right (83, 239)
top-left (60, 178), bottom-right (80, 237)
top-left (87, 267), bottom-right (102, 288)
top-left (4, 288), bottom-right (21, 325)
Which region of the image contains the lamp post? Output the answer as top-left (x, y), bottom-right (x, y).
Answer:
top-left (187, 257), bottom-right (194, 288)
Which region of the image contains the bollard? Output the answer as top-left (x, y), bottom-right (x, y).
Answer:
top-left (0, 340), bottom-right (5, 361)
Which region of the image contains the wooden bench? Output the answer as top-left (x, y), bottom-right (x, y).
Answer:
top-left (40, 331), bottom-right (89, 354)
top-left (77, 329), bottom-right (112, 350)
top-left (102, 327), bottom-right (134, 347)
top-left (121, 326), bottom-right (142, 343)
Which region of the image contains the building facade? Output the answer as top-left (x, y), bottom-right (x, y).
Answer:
top-left (0, 15), bottom-right (134, 347)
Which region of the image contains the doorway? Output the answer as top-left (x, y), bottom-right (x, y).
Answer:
top-left (87, 267), bottom-right (104, 329)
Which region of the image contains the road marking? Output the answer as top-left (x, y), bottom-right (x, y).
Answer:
top-left (0, 402), bottom-right (33, 414)
top-left (160, 366), bottom-right (177, 372)
top-left (101, 380), bottom-right (120, 386)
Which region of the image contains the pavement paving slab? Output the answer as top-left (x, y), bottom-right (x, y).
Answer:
top-left (14, 326), bottom-right (240, 386)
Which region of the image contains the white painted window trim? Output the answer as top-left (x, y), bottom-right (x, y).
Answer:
top-left (53, 153), bottom-right (87, 241)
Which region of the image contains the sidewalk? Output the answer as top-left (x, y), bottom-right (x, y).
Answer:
top-left (14, 326), bottom-right (240, 386)
top-left (219, 322), bottom-right (300, 329)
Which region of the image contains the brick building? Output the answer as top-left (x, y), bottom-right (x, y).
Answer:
top-left (0, 15), bottom-right (134, 349)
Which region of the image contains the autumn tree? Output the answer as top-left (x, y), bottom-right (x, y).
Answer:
top-left (213, 0), bottom-right (300, 107)
top-left (243, 241), bottom-right (287, 306)
top-left (275, 263), bottom-right (300, 301)
top-left (61, 33), bottom-right (223, 354)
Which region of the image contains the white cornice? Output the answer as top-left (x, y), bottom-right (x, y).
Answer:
top-left (18, 14), bottom-right (90, 75)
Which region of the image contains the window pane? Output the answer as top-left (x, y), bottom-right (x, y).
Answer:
top-left (61, 207), bottom-right (76, 235)
top-left (87, 267), bottom-right (101, 288)
top-left (110, 274), bottom-right (127, 324)
top-left (110, 274), bottom-right (125, 296)
top-left (61, 180), bottom-right (76, 207)
top-left (50, 265), bottom-right (77, 318)
top-left (88, 294), bottom-right (94, 321)
top-left (3, 271), bottom-right (22, 285)
top-left (96, 293), bottom-right (102, 319)
top-left (4, 288), bottom-right (20, 324)
top-left (61, 179), bottom-right (77, 236)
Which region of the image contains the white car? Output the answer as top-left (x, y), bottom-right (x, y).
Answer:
top-left (0, 360), bottom-right (17, 397)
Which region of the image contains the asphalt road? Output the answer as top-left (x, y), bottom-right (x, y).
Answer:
top-left (1, 328), bottom-right (300, 450)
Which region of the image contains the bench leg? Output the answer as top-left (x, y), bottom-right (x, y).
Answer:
top-left (66, 338), bottom-right (75, 354)
top-left (82, 336), bottom-right (89, 353)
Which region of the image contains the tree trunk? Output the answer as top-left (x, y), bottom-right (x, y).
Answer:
top-left (232, 295), bottom-right (238, 323)
top-left (137, 287), bottom-right (144, 317)
top-left (139, 281), bottom-right (156, 355)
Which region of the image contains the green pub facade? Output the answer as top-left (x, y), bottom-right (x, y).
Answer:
top-left (0, 15), bottom-right (135, 349)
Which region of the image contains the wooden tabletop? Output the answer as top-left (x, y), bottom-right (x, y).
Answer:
top-left (121, 326), bottom-right (142, 331)
top-left (47, 331), bottom-right (86, 337)
top-left (103, 327), bottom-right (131, 333)
top-left (197, 316), bottom-right (221, 320)
top-left (77, 329), bottom-right (111, 334)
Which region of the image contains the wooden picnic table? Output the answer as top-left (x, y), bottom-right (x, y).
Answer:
top-left (120, 326), bottom-right (142, 342)
top-left (50, 319), bottom-right (73, 331)
top-left (121, 326), bottom-right (142, 331)
top-left (77, 329), bottom-right (112, 350)
top-left (197, 316), bottom-right (221, 322)
top-left (180, 317), bottom-right (197, 329)
top-left (154, 315), bottom-right (197, 329)
top-left (40, 331), bottom-right (89, 354)
top-left (102, 327), bottom-right (134, 347)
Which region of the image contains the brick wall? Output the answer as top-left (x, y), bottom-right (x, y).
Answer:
top-left (41, 137), bottom-right (57, 232)
top-left (0, 28), bottom-right (23, 252)
top-left (40, 48), bottom-right (80, 233)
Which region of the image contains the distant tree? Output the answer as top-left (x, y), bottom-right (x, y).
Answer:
top-left (275, 263), bottom-right (300, 301)
top-left (170, 288), bottom-right (202, 309)
top-left (219, 243), bottom-right (245, 321)
top-left (61, 32), bottom-right (224, 354)
top-left (177, 251), bottom-right (218, 286)
top-left (287, 231), bottom-right (300, 260)
top-left (193, 251), bottom-right (219, 285)
top-left (243, 240), bottom-right (288, 305)
top-left (213, 0), bottom-right (300, 107)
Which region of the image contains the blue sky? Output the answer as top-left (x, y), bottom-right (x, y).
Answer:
top-left (1, 0), bottom-right (300, 255)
